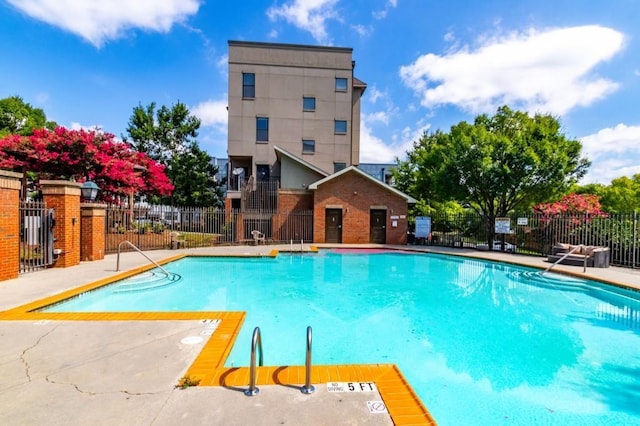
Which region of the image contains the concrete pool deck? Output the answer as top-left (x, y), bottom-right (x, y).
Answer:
top-left (1, 244), bottom-right (638, 425)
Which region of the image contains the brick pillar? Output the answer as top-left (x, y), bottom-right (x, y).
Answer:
top-left (0, 170), bottom-right (22, 281)
top-left (40, 180), bottom-right (81, 268)
top-left (236, 213), bottom-right (244, 242)
top-left (272, 214), bottom-right (282, 242)
top-left (80, 203), bottom-right (106, 261)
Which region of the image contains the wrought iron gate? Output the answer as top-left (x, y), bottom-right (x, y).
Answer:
top-left (19, 200), bottom-right (54, 273)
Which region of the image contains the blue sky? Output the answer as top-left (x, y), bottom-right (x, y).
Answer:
top-left (1, 0), bottom-right (639, 184)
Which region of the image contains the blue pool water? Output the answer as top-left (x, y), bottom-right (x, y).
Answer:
top-left (45, 251), bottom-right (640, 425)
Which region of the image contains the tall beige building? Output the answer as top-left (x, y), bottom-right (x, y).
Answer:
top-left (226, 40), bottom-right (366, 207)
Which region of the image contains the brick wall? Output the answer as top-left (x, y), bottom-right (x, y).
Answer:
top-left (0, 171), bottom-right (21, 281)
top-left (278, 189), bottom-right (313, 212)
top-left (41, 180), bottom-right (81, 268)
top-left (313, 170), bottom-right (408, 244)
top-left (80, 204), bottom-right (106, 261)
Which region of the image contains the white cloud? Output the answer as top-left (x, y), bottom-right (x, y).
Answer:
top-left (580, 123), bottom-right (640, 183)
top-left (69, 122), bottom-right (103, 132)
top-left (359, 122), bottom-right (396, 163)
top-left (216, 54), bottom-right (228, 76)
top-left (367, 86), bottom-right (385, 104)
top-left (351, 24), bottom-right (370, 37)
top-left (399, 25), bottom-right (624, 115)
top-left (268, 29), bottom-right (279, 39)
top-left (7, 0), bottom-right (201, 47)
top-left (359, 115), bottom-right (428, 163)
top-left (392, 123), bottom-right (430, 154)
top-left (373, 0), bottom-right (398, 20)
top-left (267, 0), bottom-right (339, 44)
top-left (191, 98), bottom-right (228, 132)
top-left (443, 31), bottom-right (455, 42)
top-left (581, 123), bottom-right (640, 158)
top-left (365, 111), bottom-right (390, 125)
top-left (582, 158), bottom-right (640, 185)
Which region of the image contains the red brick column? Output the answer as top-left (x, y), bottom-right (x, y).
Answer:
top-left (272, 214), bottom-right (282, 241)
top-left (224, 197), bottom-right (233, 213)
top-left (236, 213), bottom-right (244, 242)
top-left (0, 170), bottom-right (22, 281)
top-left (40, 180), bottom-right (81, 268)
top-left (80, 203), bottom-right (106, 261)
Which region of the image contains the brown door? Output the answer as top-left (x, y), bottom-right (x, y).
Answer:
top-left (325, 209), bottom-right (342, 243)
top-left (370, 209), bottom-right (386, 244)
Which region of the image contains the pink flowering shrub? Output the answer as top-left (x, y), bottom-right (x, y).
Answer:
top-left (533, 193), bottom-right (608, 226)
top-left (0, 127), bottom-right (173, 201)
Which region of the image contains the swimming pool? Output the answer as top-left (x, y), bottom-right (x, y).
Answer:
top-left (44, 251), bottom-right (640, 425)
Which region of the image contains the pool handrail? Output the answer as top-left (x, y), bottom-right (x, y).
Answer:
top-left (116, 240), bottom-right (172, 278)
top-left (301, 325), bottom-right (315, 394)
top-left (541, 244), bottom-right (586, 275)
top-left (245, 327), bottom-right (263, 396)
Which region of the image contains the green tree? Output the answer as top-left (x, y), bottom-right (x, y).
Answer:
top-left (600, 175), bottom-right (640, 213)
top-left (0, 96), bottom-right (57, 137)
top-left (171, 144), bottom-right (224, 207)
top-left (572, 182), bottom-right (606, 199)
top-left (395, 106), bottom-right (590, 243)
top-left (125, 101), bottom-right (223, 207)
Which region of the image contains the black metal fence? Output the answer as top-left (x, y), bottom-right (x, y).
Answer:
top-left (105, 204), bottom-right (313, 254)
top-left (414, 212), bottom-right (639, 269)
top-left (19, 200), bottom-right (53, 273)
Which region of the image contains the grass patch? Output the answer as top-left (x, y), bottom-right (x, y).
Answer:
top-left (176, 375), bottom-right (201, 389)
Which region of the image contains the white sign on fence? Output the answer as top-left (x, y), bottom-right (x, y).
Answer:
top-left (495, 217), bottom-right (511, 234)
top-left (415, 216), bottom-right (431, 239)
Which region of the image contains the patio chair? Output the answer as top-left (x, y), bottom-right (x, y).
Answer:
top-left (251, 230), bottom-right (266, 245)
top-left (170, 231), bottom-right (186, 249)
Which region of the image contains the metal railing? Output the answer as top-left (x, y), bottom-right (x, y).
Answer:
top-left (245, 327), bottom-right (263, 396)
top-left (116, 240), bottom-right (172, 278)
top-left (301, 326), bottom-right (315, 394)
top-left (541, 245), bottom-right (585, 274)
top-left (105, 205), bottom-right (314, 253)
top-left (413, 212), bottom-right (640, 269)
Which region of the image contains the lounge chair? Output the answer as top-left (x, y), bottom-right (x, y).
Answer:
top-left (251, 230), bottom-right (265, 245)
top-left (170, 231), bottom-right (186, 249)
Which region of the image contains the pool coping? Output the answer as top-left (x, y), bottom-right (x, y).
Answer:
top-left (0, 249), bottom-right (436, 425)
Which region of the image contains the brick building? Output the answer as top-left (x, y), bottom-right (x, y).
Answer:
top-left (225, 41), bottom-right (415, 244)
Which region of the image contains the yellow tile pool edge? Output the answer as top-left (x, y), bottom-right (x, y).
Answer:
top-left (0, 252), bottom-right (436, 425)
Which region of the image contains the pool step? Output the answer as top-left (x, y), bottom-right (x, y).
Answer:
top-left (113, 271), bottom-right (182, 293)
top-left (508, 271), bottom-right (588, 292)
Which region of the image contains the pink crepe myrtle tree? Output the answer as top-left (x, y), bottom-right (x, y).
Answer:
top-left (533, 194), bottom-right (611, 249)
top-left (0, 127), bottom-right (173, 201)
top-left (533, 193), bottom-right (607, 219)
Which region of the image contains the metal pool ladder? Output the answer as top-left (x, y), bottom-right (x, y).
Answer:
top-left (245, 327), bottom-right (263, 396)
top-left (301, 326), bottom-right (315, 394)
top-left (290, 239), bottom-right (304, 252)
top-left (245, 326), bottom-right (315, 396)
top-left (116, 240), bottom-right (172, 278)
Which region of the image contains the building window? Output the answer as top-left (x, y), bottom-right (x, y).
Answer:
top-left (334, 120), bottom-right (347, 134)
top-left (256, 164), bottom-right (270, 181)
top-left (334, 162), bottom-right (346, 173)
top-left (302, 139), bottom-right (315, 154)
top-left (303, 97), bottom-right (316, 111)
top-left (256, 117), bottom-right (269, 142)
top-left (335, 77), bottom-right (348, 92)
top-left (243, 73), bottom-right (255, 98)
